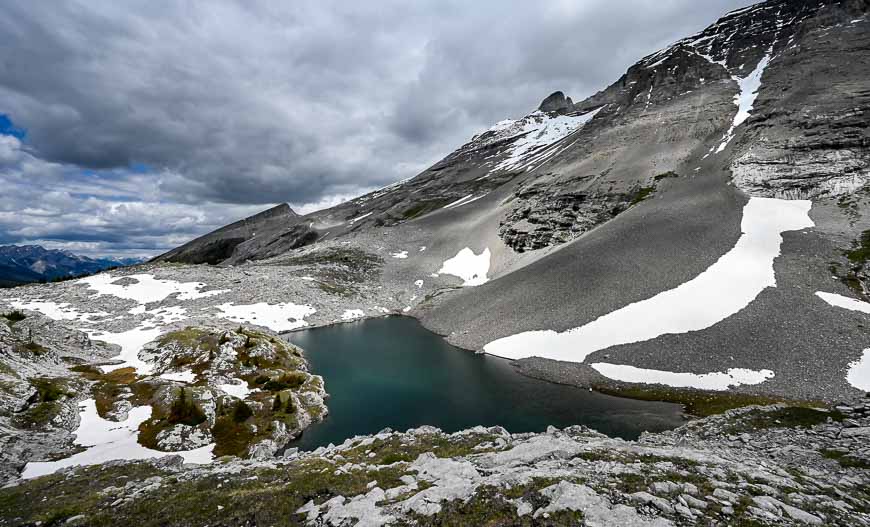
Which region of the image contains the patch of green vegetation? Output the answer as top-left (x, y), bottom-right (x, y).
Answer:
top-left (723, 406), bottom-right (844, 435)
top-left (13, 401), bottom-right (62, 429)
top-left (1, 310), bottom-right (26, 324)
top-left (262, 371), bottom-right (307, 391)
top-left (821, 449), bottom-right (870, 469)
top-left (399, 201), bottom-right (452, 221)
top-left (845, 230), bottom-right (870, 264)
top-left (79, 366), bottom-right (154, 417)
top-left (829, 229), bottom-right (870, 298)
top-left (498, 478), bottom-right (563, 500)
top-left (0, 361), bottom-right (16, 377)
top-left (610, 471), bottom-right (651, 493)
top-left (653, 171), bottom-right (679, 181)
top-left (0, 462), bottom-right (161, 526)
top-left (211, 415), bottom-right (255, 457)
top-left (31, 377), bottom-right (73, 402)
top-left (629, 185), bottom-right (657, 205)
top-left (339, 431), bottom-right (500, 466)
top-left (593, 383), bottom-right (795, 417)
top-left (156, 327), bottom-right (220, 359)
top-left (14, 340), bottom-right (47, 355)
top-left (401, 483), bottom-right (584, 526)
top-left (11, 377), bottom-right (75, 428)
top-left (231, 400), bottom-right (253, 422)
top-left (168, 388), bottom-right (206, 426)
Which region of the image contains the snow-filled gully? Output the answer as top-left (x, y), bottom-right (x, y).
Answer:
top-left (484, 197), bottom-right (815, 390)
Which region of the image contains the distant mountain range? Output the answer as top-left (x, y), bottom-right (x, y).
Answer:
top-left (0, 245), bottom-right (143, 287)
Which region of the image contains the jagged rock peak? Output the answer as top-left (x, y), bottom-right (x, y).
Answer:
top-left (538, 91), bottom-right (574, 113)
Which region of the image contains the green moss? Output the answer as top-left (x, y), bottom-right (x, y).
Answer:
top-left (0, 462), bottom-right (161, 526)
top-left (31, 377), bottom-right (73, 402)
top-left (592, 382), bottom-right (823, 417)
top-left (339, 431), bottom-right (500, 466)
top-left (211, 415), bottom-right (255, 457)
top-left (13, 401), bottom-right (63, 428)
top-left (629, 185), bottom-right (656, 205)
top-left (845, 230), bottom-right (870, 264)
top-left (400, 202), bottom-right (436, 220)
top-left (721, 407), bottom-right (844, 435)
top-left (156, 327), bottom-right (220, 356)
top-left (262, 371), bottom-right (307, 391)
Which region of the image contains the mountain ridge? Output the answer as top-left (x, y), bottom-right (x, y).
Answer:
top-left (0, 244), bottom-right (143, 287)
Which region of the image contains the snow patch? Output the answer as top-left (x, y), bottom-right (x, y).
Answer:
top-left (484, 198), bottom-right (813, 362)
top-left (847, 349), bottom-right (870, 391)
top-left (87, 326), bottom-right (165, 374)
top-left (715, 51), bottom-right (772, 153)
top-left (437, 248), bottom-right (491, 287)
top-left (218, 379), bottom-right (252, 399)
top-left (443, 194), bottom-right (486, 210)
top-left (215, 302), bottom-right (316, 332)
top-left (21, 399), bottom-right (213, 479)
top-left (390, 251), bottom-right (409, 259)
top-left (77, 273), bottom-right (229, 303)
top-left (347, 212), bottom-right (372, 225)
top-left (815, 291), bottom-right (870, 314)
top-left (494, 108), bottom-right (601, 172)
top-left (8, 300), bottom-right (108, 323)
top-left (591, 363), bottom-right (774, 390)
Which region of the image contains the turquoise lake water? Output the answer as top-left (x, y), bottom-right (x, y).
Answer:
top-left (285, 316), bottom-right (685, 449)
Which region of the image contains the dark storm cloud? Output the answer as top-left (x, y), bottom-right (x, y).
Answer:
top-left (0, 0), bottom-right (754, 255)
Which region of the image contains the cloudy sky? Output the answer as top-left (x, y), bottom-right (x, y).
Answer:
top-left (0, 0), bottom-right (753, 258)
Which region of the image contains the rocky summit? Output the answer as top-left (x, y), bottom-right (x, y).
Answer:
top-left (1, 0), bottom-right (870, 525)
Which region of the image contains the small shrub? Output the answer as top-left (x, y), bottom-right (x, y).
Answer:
top-left (263, 372), bottom-right (307, 392)
top-left (17, 341), bottom-right (47, 355)
top-left (630, 185), bottom-right (656, 205)
top-left (272, 395), bottom-right (282, 412)
top-left (31, 378), bottom-right (71, 402)
top-left (2, 310), bottom-right (26, 323)
top-left (231, 400), bottom-right (253, 423)
top-left (167, 388), bottom-right (206, 426)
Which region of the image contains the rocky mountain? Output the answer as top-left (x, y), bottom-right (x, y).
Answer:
top-left (151, 0), bottom-right (870, 401)
top-left (1, 0), bottom-right (869, 523)
top-left (0, 245), bottom-right (143, 287)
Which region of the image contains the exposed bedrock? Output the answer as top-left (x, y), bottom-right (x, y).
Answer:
top-left (729, 2), bottom-right (870, 198)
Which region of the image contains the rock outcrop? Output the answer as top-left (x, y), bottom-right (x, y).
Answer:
top-left (2, 403), bottom-right (868, 525)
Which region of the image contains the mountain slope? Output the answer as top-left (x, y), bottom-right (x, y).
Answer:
top-left (47, 0), bottom-right (870, 404)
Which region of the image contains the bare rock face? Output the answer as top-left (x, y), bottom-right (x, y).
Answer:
top-left (538, 91), bottom-right (574, 113)
top-left (728, 1), bottom-right (870, 198)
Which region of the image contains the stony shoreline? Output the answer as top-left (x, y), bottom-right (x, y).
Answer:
top-left (2, 403), bottom-right (868, 526)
